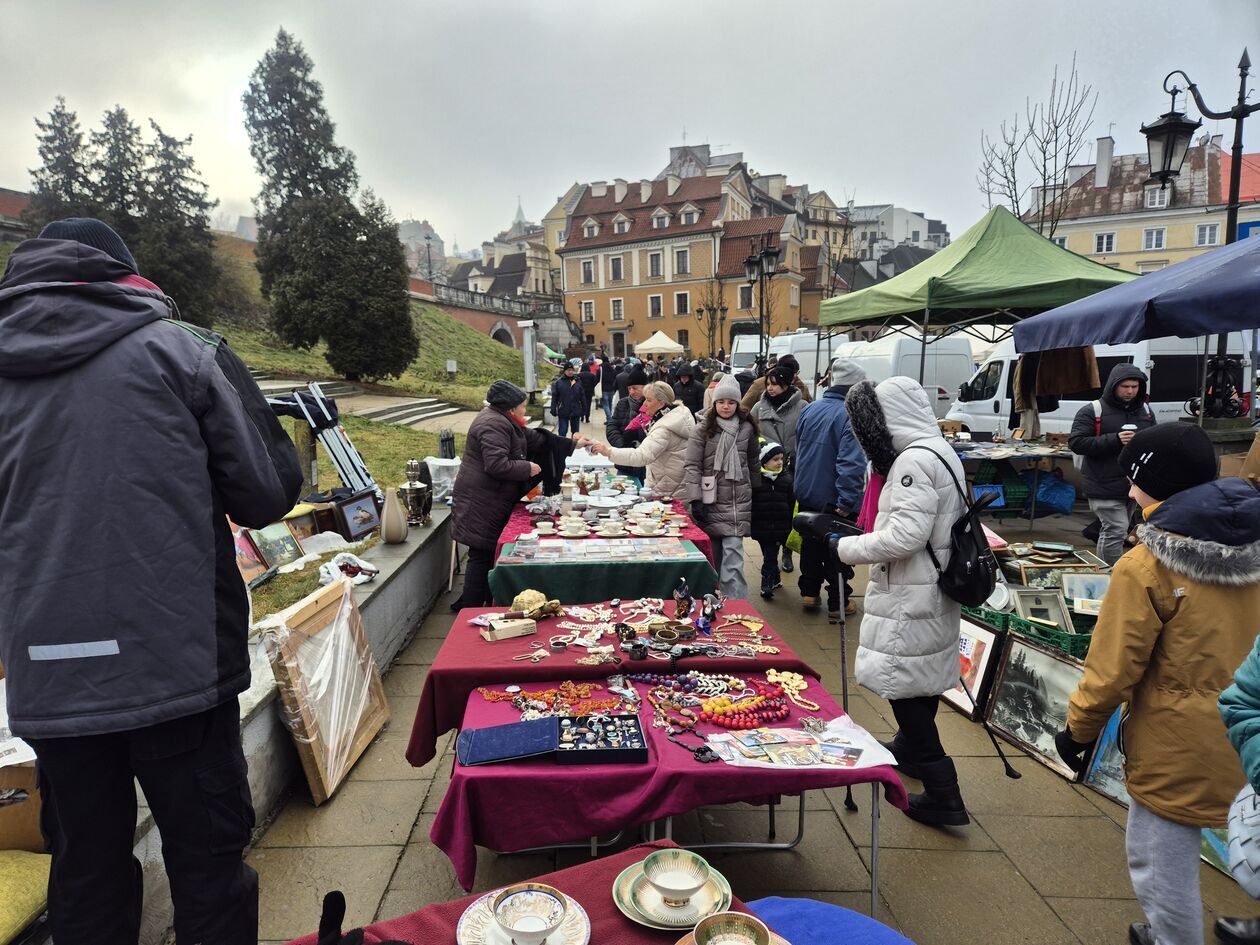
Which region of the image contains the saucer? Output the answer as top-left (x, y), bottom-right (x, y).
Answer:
top-left (630, 527), bottom-right (664, 537)
top-left (457, 888), bottom-right (590, 945)
top-left (612, 861), bottom-right (731, 930)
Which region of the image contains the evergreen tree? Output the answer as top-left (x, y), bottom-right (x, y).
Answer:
top-left (25, 96), bottom-right (94, 232)
top-left (88, 105), bottom-right (145, 246)
top-left (136, 121), bottom-right (219, 327)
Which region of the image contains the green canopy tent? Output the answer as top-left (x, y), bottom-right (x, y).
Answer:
top-left (819, 206), bottom-right (1136, 380)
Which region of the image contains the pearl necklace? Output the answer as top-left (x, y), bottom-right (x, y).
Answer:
top-left (766, 669), bottom-right (820, 711)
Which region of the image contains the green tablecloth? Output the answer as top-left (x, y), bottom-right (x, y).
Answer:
top-left (487, 541), bottom-right (718, 605)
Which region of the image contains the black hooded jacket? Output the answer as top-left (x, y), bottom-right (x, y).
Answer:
top-left (1068, 363), bottom-right (1156, 499)
top-left (0, 239), bottom-right (302, 737)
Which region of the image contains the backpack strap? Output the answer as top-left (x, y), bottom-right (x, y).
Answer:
top-left (901, 444), bottom-right (972, 573)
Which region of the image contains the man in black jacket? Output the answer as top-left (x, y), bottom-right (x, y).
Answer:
top-left (0, 220), bottom-right (303, 945)
top-left (607, 364), bottom-right (648, 480)
top-left (1068, 363), bottom-right (1155, 564)
top-left (673, 362), bottom-right (705, 414)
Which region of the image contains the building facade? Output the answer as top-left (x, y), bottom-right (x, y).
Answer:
top-left (0, 188), bottom-right (32, 243)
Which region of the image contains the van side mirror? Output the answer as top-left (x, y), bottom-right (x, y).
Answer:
top-left (958, 381), bottom-right (972, 402)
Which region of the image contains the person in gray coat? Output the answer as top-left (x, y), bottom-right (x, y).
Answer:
top-left (685, 375), bottom-right (761, 599)
top-left (0, 220), bottom-right (303, 944)
top-left (751, 364), bottom-right (807, 575)
top-left (835, 376), bottom-right (969, 827)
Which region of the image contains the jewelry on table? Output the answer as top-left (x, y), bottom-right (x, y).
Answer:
top-left (766, 668), bottom-right (821, 711)
top-left (477, 681), bottom-right (601, 705)
top-left (618, 597), bottom-right (665, 620)
top-left (800, 717), bottom-right (827, 736)
top-left (699, 682), bottom-right (790, 729)
top-left (512, 650), bottom-right (550, 662)
top-left (666, 728), bottom-right (721, 764)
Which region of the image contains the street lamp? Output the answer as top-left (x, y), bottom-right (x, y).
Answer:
top-left (424, 233), bottom-right (434, 281)
top-left (694, 303), bottom-right (729, 358)
top-left (744, 233), bottom-right (783, 367)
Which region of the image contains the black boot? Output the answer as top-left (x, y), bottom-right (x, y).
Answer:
top-left (1128, 924), bottom-right (1155, 945)
top-left (879, 731), bottom-right (928, 780)
top-left (1216, 917), bottom-right (1260, 945)
top-left (904, 757), bottom-right (969, 827)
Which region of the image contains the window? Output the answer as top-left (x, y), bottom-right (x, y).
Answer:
top-left (649, 252), bottom-right (662, 277)
top-left (1150, 354), bottom-right (1210, 402)
top-left (653, 215), bottom-right (668, 229)
top-left (677, 329), bottom-right (689, 348)
top-left (811, 229), bottom-right (818, 239)
top-left (1094, 232), bottom-right (1116, 254)
top-left (971, 362), bottom-right (1003, 400)
top-left (585, 334), bottom-right (595, 345)
top-left (614, 219), bottom-right (629, 235)
top-left (681, 211), bottom-right (697, 225)
top-left (610, 299), bottom-right (624, 321)
top-left (581, 301), bottom-right (594, 323)
top-left (790, 285), bottom-right (800, 306)
top-left (1197, 223), bottom-right (1220, 247)
top-left (911, 230), bottom-right (920, 241)
top-left (1145, 187), bottom-right (1169, 209)
top-left (675, 249), bottom-right (690, 274)
top-left (1143, 227), bottom-right (1166, 251)
top-left (1051, 235), bottom-right (1068, 249)
top-left (648, 295), bottom-right (663, 318)
top-left (739, 285), bottom-right (753, 309)
top-left (1138, 262), bottom-right (1167, 274)
top-left (581, 259), bottom-right (594, 283)
top-left (674, 291), bottom-right (689, 315)
top-left (610, 256), bottom-right (623, 281)
top-left (583, 223), bottom-right (597, 238)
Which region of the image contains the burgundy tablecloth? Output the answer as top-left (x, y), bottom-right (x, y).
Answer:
top-left (431, 673), bottom-right (909, 890)
top-left (496, 500), bottom-right (716, 567)
top-left (404, 601), bottom-right (821, 768)
top-left (283, 840), bottom-right (754, 945)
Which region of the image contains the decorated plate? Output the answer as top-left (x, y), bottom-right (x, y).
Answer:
top-left (456, 888), bottom-right (590, 945)
top-left (612, 861), bottom-right (732, 931)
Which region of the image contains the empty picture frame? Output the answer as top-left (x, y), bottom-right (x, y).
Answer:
top-left (1011, 587), bottom-right (1073, 634)
top-left (942, 617), bottom-right (1004, 721)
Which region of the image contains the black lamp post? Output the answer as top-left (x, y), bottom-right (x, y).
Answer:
top-left (424, 233), bottom-right (434, 281)
top-left (694, 302), bottom-right (730, 358)
top-left (743, 233), bottom-right (782, 367)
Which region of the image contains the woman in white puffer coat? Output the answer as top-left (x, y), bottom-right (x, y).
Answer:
top-left (835, 376), bottom-right (968, 827)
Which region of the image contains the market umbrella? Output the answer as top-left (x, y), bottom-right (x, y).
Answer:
top-left (634, 330), bottom-right (685, 355)
top-left (1014, 235), bottom-right (1260, 352)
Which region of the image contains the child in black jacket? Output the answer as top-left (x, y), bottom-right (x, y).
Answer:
top-left (750, 440), bottom-right (794, 598)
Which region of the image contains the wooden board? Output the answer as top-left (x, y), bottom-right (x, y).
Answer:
top-left (262, 580), bottom-right (389, 805)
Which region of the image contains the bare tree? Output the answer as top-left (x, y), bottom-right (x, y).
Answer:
top-left (977, 115), bottom-right (1031, 216)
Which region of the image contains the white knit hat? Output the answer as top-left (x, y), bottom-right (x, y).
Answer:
top-left (712, 375), bottom-right (742, 404)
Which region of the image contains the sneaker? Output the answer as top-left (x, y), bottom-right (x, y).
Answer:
top-left (773, 580), bottom-right (783, 591)
top-left (781, 552), bottom-right (794, 573)
top-left (846, 599), bottom-right (858, 616)
top-left (801, 596), bottom-right (820, 610)
top-left (760, 586), bottom-right (775, 600)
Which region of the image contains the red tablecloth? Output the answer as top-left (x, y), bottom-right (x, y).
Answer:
top-left (496, 500), bottom-right (716, 568)
top-left (283, 840), bottom-right (753, 945)
top-left (431, 673), bottom-right (909, 890)
top-left (404, 601), bottom-right (821, 769)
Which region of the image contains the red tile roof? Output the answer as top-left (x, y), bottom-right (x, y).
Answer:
top-left (0, 188), bottom-right (31, 221)
top-left (1219, 152), bottom-right (1260, 203)
top-left (716, 216), bottom-right (787, 277)
top-left (559, 175), bottom-right (724, 254)
top-left (800, 245), bottom-right (822, 289)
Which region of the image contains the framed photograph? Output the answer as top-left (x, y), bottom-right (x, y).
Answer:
top-left (230, 521), bottom-right (273, 588)
top-left (286, 512), bottom-right (319, 549)
top-left (247, 522), bottom-right (305, 569)
top-left (1074, 598), bottom-right (1103, 616)
top-left (1073, 549), bottom-right (1112, 571)
top-left (985, 634), bottom-right (1086, 780)
top-left (335, 490), bottom-right (381, 541)
top-left (942, 617), bottom-right (1004, 720)
top-left (1083, 706), bottom-right (1129, 807)
top-left (1018, 561), bottom-right (1093, 589)
top-left (1061, 571), bottom-right (1111, 606)
top-left (1011, 587), bottom-right (1073, 633)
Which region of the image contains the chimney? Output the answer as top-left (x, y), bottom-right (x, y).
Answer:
top-left (640, 179), bottom-right (652, 202)
top-left (481, 241), bottom-right (495, 266)
top-left (590, 180), bottom-right (608, 198)
top-left (614, 179), bottom-right (627, 202)
top-left (1094, 136), bottom-right (1114, 188)
top-left (666, 174), bottom-right (681, 196)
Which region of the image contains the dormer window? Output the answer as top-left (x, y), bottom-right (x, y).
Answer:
top-left (582, 217), bottom-right (599, 238)
top-left (652, 213), bottom-right (669, 229)
top-left (1145, 187), bottom-right (1169, 209)
top-left (681, 210), bottom-right (697, 225)
top-left (614, 220), bottom-right (629, 235)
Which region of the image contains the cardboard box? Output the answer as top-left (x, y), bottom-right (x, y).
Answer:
top-left (0, 763), bottom-right (43, 853)
top-left (480, 618), bottom-right (537, 642)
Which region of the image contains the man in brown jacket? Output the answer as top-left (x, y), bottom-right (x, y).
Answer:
top-left (1056, 423), bottom-right (1260, 945)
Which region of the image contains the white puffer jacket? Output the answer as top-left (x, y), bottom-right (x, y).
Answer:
top-left (606, 401), bottom-right (695, 498)
top-left (835, 377), bottom-right (966, 700)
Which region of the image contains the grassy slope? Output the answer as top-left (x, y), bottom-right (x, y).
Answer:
top-left (0, 241), bottom-right (14, 273)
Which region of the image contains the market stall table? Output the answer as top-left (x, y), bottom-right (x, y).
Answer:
top-left (496, 500), bottom-right (716, 568)
top-left (282, 840), bottom-right (755, 945)
top-left (953, 442), bottom-right (1076, 532)
top-left (404, 601), bottom-right (822, 768)
top-left (488, 539), bottom-right (718, 605)
top-left (430, 672), bottom-right (908, 899)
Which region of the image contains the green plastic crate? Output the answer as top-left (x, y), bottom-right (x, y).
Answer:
top-left (963, 605), bottom-right (1092, 660)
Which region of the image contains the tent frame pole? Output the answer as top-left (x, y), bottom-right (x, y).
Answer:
top-left (918, 309), bottom-right (930, 384)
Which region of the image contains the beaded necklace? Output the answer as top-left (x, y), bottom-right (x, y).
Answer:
top-left (476, 680), bottom-right (600, 706)
top-left (765, 669), bottom-right (820, 711)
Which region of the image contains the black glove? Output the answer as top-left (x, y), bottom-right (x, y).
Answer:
top-left (1053, 727), bottom-right (1094, 775)
top-left (690, 501), bottom-right (706, 522)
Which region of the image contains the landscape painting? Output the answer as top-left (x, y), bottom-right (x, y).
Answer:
top-left (986, 635), bottom-right (1086, 780)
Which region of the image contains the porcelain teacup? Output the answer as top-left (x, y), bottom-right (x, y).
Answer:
top-left (642, 849), bottom-right (710, 907)
top-left (693, 911), bottom-right (771, 945)
top-left (491, 883), bottom-right (567, 945)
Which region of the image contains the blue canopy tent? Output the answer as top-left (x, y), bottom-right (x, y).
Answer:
top-left (1013, 235), bottom-right (1260, 352)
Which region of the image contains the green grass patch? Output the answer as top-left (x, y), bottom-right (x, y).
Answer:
top-left (0, 241), bottom-right (15, 274)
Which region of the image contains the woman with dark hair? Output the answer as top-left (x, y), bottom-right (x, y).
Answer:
top-left (449, 380), bottom-right (586, 609)
top-left (685, 375), bottom-right (760, 599)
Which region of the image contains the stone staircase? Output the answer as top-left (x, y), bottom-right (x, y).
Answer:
top-left (355, 397), bottom-right (463, 428)
top-left (248, 370), bottom-right (463, 429)
top-left (252, 375), bottom-right (363, 400)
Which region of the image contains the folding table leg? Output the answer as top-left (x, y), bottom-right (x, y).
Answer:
top-left (869, 783), bottom-right (880, 917)
top-left (768, 799), bottom-right (776, 840)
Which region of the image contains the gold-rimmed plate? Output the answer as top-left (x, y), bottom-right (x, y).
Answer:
top-left (612, 861), bottom-right (732, 930)
top-left (456, 888), bottom-right (590, 945)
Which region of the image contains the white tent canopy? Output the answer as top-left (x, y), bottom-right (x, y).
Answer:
top-left (634, 330), bottom-right (685, 355)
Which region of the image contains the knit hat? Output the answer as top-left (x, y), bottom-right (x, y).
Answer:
top-left (39, 217), bottom-right (138, 273)
top-left (778, 354), bottom-right (800, 374)
top-left (486, 379), bottom-right (527, 409)
top-left (767, 365), bottom-right (794, 389)
top-left (1120, 423), bottom-right (1218, 500)
top-left (829, 358), bottom-right (867, 388)
top-left (677, 363), bottom-right (693, 378)
top-left (712, 375), bottom-right (742, 404)
top-left (626, 366), bottom-right (649, 387)
top-left (760, 441), bottom-right (785, 464)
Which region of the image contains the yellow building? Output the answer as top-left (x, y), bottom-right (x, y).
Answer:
top-left (1025, 135), bottom-right (1260, 273)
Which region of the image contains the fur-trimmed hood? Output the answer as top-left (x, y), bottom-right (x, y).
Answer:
top-left (1137, 478), bottom-right (1260, 587)
top-left (845, 377), bottom-right (939, 476)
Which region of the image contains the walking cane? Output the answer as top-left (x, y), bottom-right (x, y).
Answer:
top-left (958, 674), bottom-right (1021, 780)
top-left (837, 600), bottom-right (859, 811)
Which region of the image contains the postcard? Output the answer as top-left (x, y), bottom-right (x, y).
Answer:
top-left (819, 744), bottom-right (864, 767)
top-left (762, 744), bottom-right (823, 766)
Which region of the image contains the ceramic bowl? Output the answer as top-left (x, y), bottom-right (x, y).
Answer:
top-left (642, 849), bottom-right (711, 907)
top-left (692, 912), bottom-right (772, 945)
top-left (491, 883), bottom-right (568, 945)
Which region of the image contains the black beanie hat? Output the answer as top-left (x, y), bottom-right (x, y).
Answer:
top-left (486, 379), bottom-right (527, 410)
top-left (1119, 423), bottom-right (1218, 501)
top-left (768, 365), bottom-right (794, 389)
top-left (778, 354), bottom-right (800, 374)
top-left (39, 218), bottom-right (138, 273)
top-left (626, 366), bottom-right (649, 387)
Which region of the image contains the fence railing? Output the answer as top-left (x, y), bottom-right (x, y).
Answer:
top-left (428, 282), bottom-right (564, 319)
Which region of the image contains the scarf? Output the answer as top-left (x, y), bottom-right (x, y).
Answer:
top-left (507, 410), bottom-right (527, 427)
top-left (765, 386), bottom-right (793, 410)
top-left (713, 416), bottom-right (745, 482)
top-left (857, 472), bottom-right (885, 532)
top-left (760, 467), bottom-right (780, 480)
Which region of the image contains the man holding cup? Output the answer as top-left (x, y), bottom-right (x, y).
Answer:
top-left (1068, 364), bottom-right (1155, 564)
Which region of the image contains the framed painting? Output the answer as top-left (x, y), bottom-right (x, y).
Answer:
top-left (1083, 706), bottom-right (1129, 807)
top-left (1011, 587), bottom-right (1073, 633)
top-left (1018, 561), bottom-right (1093, 589)
top-left (1073, 549), bottom-right (1112, 571)
top-left (985, 634), bottom-right (1086, 780)
top-left (942, 617), bottom-right (1004, 720)
top-left (247, 521), bottom-right (305, 569)
top-left (286, 511), bottom-right (319, 549)
top-left (335, 489), bottom-right (381, 541)
top-left (230, 520), bottom-right (273, 588)
top-left (1061, 571), bottom-right (1112, 607)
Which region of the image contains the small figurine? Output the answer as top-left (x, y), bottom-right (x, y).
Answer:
top-left (696, 593), bottom-right (723, 635)
top-left (673, 577), bottom-right (694, 619)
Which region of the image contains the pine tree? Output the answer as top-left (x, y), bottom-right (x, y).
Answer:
top-left (25, 96), bottom-right (94, 232)
top-left (136, 121), bottom-right (219, 327)
top-left (88, 105), bottom-right (145, 246)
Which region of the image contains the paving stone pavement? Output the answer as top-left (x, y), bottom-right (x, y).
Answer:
top-left (250, 510), bottom-right (1256, 944)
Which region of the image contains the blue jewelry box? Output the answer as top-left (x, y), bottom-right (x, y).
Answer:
top-left (456, 716), bottom-right (648, 766)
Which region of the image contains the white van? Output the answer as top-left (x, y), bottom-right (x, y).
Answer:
top-left (729, 335), bottom-right (762, 372)
top-left (831, 335), bottom-right (976, 418)
top-left (946, 333), bottom-right (1254, 437)
top-left (767, 329), bottom-right (850, 394)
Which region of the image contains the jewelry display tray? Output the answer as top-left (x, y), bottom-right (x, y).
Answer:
top-left (456, 716), bottom-right (648, 767)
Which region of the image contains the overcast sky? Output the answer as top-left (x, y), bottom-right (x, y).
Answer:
top-left (2, 0), bottom-right (1255, 247)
